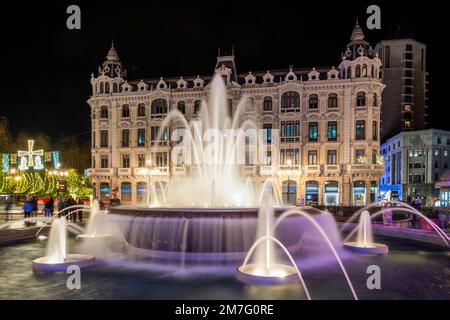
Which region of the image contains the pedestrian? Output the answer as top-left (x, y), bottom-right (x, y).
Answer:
top-left (57, 197), bottom-right (65, 218)
top-left (67, 196), bottom-right (77, 222)
top-left (5, 197), bottom-right (13, 221)
top-left (77, 197), bottom-right (84, 222)
top-left (44, 197), bottom-right (54, 218)
top-left (31, 196), bottom-right (38, 217)
top-left (23, 199), bottom-right (33, 219)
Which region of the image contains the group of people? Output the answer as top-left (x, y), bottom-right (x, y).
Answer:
top-left (22, 196), bottom-right (85, 222)
top-left (57, 196), bottom-right (84, 222)
top-left (22, 196), bottom-right (39, 218)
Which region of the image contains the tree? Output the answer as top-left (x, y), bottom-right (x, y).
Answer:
top-left (13, 130), bottom-right (51, 153)
top-left (0, 117), bottom-right (12, 153)
top-left (54, 134), bottom-right (90, 172)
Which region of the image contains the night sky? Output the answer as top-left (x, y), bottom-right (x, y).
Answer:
top-left (0, 0), bottom-right (449, 141)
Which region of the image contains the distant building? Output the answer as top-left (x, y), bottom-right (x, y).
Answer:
top-left (379, 129), bottom-right (450, 206)
top-left (87, 22), bottom-right (384, 206)
top-left (376, 39), bottom-right (429, 141)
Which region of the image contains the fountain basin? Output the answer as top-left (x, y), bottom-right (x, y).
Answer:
top-left (236, 263), bottom-right (298, 285)
top-left (76, 234), bottom-right (113, 241)
top-left (343, 242), bottom-right (388, 254)
top-left (32, 254), bottom-right (96, 272)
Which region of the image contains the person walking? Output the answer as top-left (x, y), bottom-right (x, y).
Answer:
top-left (23, 199), bottom-right (33, 219)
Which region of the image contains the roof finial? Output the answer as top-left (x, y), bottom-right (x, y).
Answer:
top-left (356, 16), bottom-right (359, 26)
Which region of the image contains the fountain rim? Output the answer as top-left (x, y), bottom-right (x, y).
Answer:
top-left (108, 205), bottom-right (322, 218)
top-left (32, 254), bottom-right (96, 272)
top-left (343, 242), bottom-right (389, 254)
top-left (236, 263), bottom-right (299, 285)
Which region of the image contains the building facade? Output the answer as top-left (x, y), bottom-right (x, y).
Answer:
top-left (87, 23), bottom-right (384, 207)
top-left (376, 39), bottom-right (429, 141)
top-left (379, 129), bottom-right (450, 206)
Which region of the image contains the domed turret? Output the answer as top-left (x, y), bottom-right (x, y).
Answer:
top-left (99, 41), bottom-right (126, 79)
top-left (341, 19), bottom-right (375, 61)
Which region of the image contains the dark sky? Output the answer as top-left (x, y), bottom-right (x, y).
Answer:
top-left (0, 0), bottom-right (449, 140)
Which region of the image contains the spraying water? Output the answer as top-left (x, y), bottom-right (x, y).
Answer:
top-left (45, 217), bottom-right (67, 263)
top-left (356, 211), bottom-right (373, 247)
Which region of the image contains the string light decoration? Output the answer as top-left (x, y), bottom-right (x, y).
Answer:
top-left (0, 169), bottom-right (90, 197)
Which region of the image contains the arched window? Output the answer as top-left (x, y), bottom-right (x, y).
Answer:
top-left (122, 104), bottom-right (130, 118)
top-left (328, 93), bottom-right (338, 109)
top-left (100, 183), bottom-right (109, 201)
top-left (347, 66), bottom-right (352, 79)
top-left (100, 82), bottom-right (104, 94)
top-left (362, 64), bottom-right (368, 77)
top-left (246, 97), bottom-right (255, 111)
top-left (356, 92), bottom-right (366, 107)
top-left (136, 182), bottom-right (147, 205)
top-left (194, 100), bottom-right (201, 114)
top-left (121, 182), bottom-right (132, 202)
top-left (372, 93), bottom-right (378, 107)
top-left (100, 106), bottom-right (108, 119)
top-left (308, 94), bottom-right (319, 109)
top-left (137, 103), bottom-right (146, 117)
top-left (281, 91), bottom-right (300, 112)
top-left (263, 96), bottom-right (273, 111)
top-left (371, 65), bottom-right (375, 78)
top-left (113, 83), bottom-right (118, 93)
top-left (355, 65), bottom-right (361, 78)
top-left (151, 99), bottom-right (168, 115)
top-left (105, 82), bottom-right (110, 93)
top-left (177, 101), bottom-right (186, 114)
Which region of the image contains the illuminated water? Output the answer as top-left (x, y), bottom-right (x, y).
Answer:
top-left (0, 235), bottom-right (449, 299)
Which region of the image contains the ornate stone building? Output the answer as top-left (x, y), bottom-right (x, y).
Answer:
top-left (87, 23), bottom-right (384, 206)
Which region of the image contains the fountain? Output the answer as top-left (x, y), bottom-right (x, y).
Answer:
top-left (77, 199), bottom-right (113, 241)
top-left (32, 217), bottom-right (95, 272)
top-left (236, 195), bottom-right (299, 285)
top-left (343, 210), bottom-right (388, 254)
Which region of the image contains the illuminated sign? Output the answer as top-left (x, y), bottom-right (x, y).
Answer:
top-left (18, 140), bottom-right (44, 171)
top-left (56, 180), bottom-right (67, 192)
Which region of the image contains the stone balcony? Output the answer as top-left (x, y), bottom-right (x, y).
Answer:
top-left (118, 168), bottom-right (132, 176)
top-left (242, 165), bottom-right (257, 175)
top-left (87, 168), bottom-right (115, 177)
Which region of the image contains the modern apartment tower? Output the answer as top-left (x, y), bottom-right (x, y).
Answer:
top-left (376, 39), bottom-right (429, 141)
